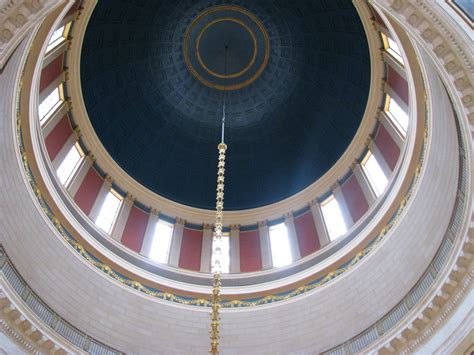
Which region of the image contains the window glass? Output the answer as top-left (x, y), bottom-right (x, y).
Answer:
top-left (46, 23), bottom-right (71, 53)
top-left (269, 223), bottom-right (292, 267)
top-left (362, 151), bottom-right (388, 197)
top-left (39, 86), bottom-right (62, 124)
top-left (386, 95), bottom-right (408, 135)
top-left (381, 33), bottom-right (403, 64)
top-left (321, 195), bottom-right (348, 241)
top-left (94, 190), bottom-right (122, 234)
top-left (149, 221), bottom-right (173, 264)
top-left (211, 232), bottom-right (230, 273)
top-left (387, 36), bottom-right (403, 62)
top-left (56, 143), bottom-right (83, 186)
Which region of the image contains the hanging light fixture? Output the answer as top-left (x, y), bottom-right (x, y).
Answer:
top-left (209, 45), bottom-right (229, 355)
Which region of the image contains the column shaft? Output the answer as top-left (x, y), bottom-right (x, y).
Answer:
top-left (140, 212), bottom-right (159, 258)
top-left (110, 196), bottom-right (133, 241)
top-left (229, 225), bottom-right (240, 273)
top-left (258, 222), bottom-right (273, 269)
top-left (310, 201), bottom-right (331, 246)
top-left (200, 225), bottom-right (213, 272)
top-left (284, 214), bottom-right (301, 261)
top-left (168, 219), bottom-right (184, 267)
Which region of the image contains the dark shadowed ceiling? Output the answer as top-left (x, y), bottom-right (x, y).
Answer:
top-left (80, 0), bottom-right (371, 210)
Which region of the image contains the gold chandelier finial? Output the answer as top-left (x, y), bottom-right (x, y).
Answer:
top-left (209, 45), bottom-right (229, 355)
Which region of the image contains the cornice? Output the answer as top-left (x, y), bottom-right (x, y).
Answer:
top-left (0, 247), bottom-right (121, 354)
top-left (0, 0), bottom-right (70, 69)
top-left (0, 319), bottom-right (39, 354)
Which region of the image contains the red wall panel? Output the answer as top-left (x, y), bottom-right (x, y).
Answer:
top-left (121, 207), bottom-right (148, 253)
top-left (65, 0), bottom-right (81, 17)
top-left (374, 11), bottom-right (387, 28)
top-left (375, 124), bottom-right (400, 171)
top-left (45, 114), bottom-right (72, 161)
top-left (178, 228), bottom-right (203, 271)
top-left (341, 174), bottom-right (369, 222)
top-left (73, 167), bottom-right (103, 215)
top-left (294, 212), bottom-right (320, 257)
top-left (239, 230), bottom-right (262, 272)
top-left (40, 54), bottom-right (63, 93)
top-left (387, 65), bottom-right (409, 104)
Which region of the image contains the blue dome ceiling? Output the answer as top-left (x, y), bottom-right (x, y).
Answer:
top-left (80, 0), bottom-right (371, 210)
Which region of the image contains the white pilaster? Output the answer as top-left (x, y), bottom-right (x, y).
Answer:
top-left (258, 222), bottom-right (273, 270)
top-left (67, 155), bottom-right (92, 196)
top-left (284, 214), bottom-right (301, 261)
top-left (168, 218), bottom-right (184, 267)
top-left (110, 195), bottom-right (133, 241)
top-left (88, 178), bottom-right (111, 221)
top-left (333, 183), bottom-right (354, 229)
top-left (229, 225), bottom-right (240, 273)
top-left (310, 200), bottom-right (331, 247)
top-left (140, 210), bottom-right (159, 257)
top-left (369, 139), bottom-right (393, 177)
top-left (352, 163), bottom-right (377, 205)
top-left (200, 224), bottom-right (213, 272)
top-left (51, 133), bottom-right (75, 169)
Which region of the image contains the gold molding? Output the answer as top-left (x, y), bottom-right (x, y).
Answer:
top-left (183, 5), bottom-right (269, 91)
top-left (195, 17), bottom-right (257, 79)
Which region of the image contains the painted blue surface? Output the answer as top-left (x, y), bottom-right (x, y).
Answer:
top-left (81, 0), bottom-right (370, 210)
top-left (453, 0), bottom-right (474, 20)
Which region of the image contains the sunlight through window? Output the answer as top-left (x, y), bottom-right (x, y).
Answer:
top-left (94, 190), bottom-right (122, 234)
top-left (46, 23), bottom-right (71, 53)
top-left (269, 223), bottom-right (292, 267)
top-left (211, 232), bottom-right (230, 273)
top-left (39, 86), bottom-right (62, 124)
top-left (149, 220), bottom-right (173, 264)
top-left (321, 195), bottom-right (348, 241)
top-left (362, 151), bottom-right (388, 197)
top-left (386, 95), bottom-right (408, 136)
top-left (56, 143), bottom-right (83, 186)
top-left (382, 33), bottom-right (403, 64)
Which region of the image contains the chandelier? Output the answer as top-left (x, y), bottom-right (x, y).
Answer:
top-left (209, 46), bottom-right (229, 354)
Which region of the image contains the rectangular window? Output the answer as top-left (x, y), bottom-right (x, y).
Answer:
top-left (385, 95), bottom-right (408, 136)
top-left (149, 220), bottom-right (174, 264)
top-left (321, 195), bottom-right (348, 241)
top-left (94, 190), bottom-right (122, 234)
top-left (361, 151), bottom-right (388, 197)
top-left (211, 232), bottom-right (230, 273)
top-left (56, 142), bottom-right (84, 187)
top-left (381, 33), bottom-right (403, 64)
top-left (46, 23), bottom-right (72, 53)
top-left (39, 85), bottom-right (63, 125)
top-left (269, 223), bottom-right (292, 267)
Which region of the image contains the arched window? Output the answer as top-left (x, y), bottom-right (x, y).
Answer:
top-left (39, 84), bottom-right (64, 125)
top-left (385, 94), bottom-right (408, 136)
top-left (46, 22), bottom-right (72, 53)
top-left (269, 223), bottom-right (292, 267)
top-left (149, 220), bottom-right (174, 264)
top-left (361, 150), bottom-right (388, 197)
top-left (56, 142), bottom-right (84, 186)
top-left (381, 33), bottom-right (403, 64)
top-left (321, 195), bottom-right (348, 241)
top-left (94, 189), bottom-right (122, 234)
